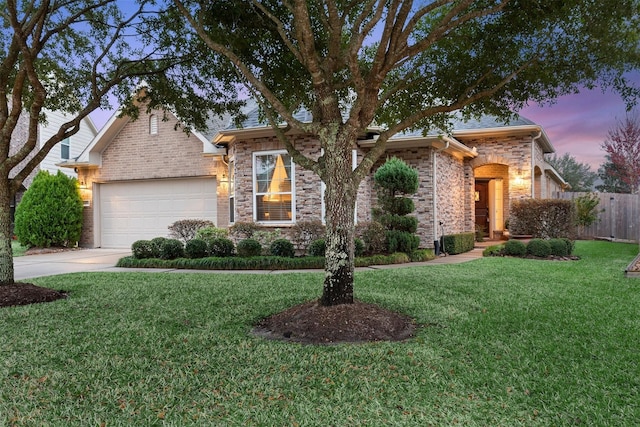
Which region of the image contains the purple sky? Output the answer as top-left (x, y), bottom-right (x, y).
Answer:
top-left (90, 77), bottom-right (638, 173)
top-left (518, 83), bottom-right (638, 172)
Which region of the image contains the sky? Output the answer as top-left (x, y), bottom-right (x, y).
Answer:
top-left (89, 76), bottom-right (639, 174)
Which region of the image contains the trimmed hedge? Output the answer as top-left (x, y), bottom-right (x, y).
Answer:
top-left (185, 238), bottom-right (208, 259)
top-left (270, 239), bottom-right (295, 258)
top-left (117, 251), bottom-right (430, 270)
top-left (510, 199), bottom-right (576, 239)
top-left (441, 232), bottom-right (475, 255)
top-left (207, 238), bottom-right (235, 257)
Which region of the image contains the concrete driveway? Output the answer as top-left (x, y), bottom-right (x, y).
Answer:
top-left (14, 249), bottom-right (131, 281)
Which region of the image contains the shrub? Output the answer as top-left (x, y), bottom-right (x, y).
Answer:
top-left (160, 238), bottom-right (184, 260)
top-left (132, 240), bottom-right (154, 259)
top-left (291, 219), bottom-right (325, 252)
top-left (379, 214), bottom-right (418, 233)
top-left (185, 238), bottom-right (208, 259)
top-left (229, 222), bottom-right (260, 240)
top-left (503, 240), bottom-right (526, 257)
top-left (562, 238), bottom-right (575, 255)
top-left (386, 230), bottom-right (420, 254)
top-left (14, 170), bottom-right (83, 248)
top-left (168, 219), bottom-right (214, 243)
top-left (441, 233), bottom-right (475, 255)
top-left (510, 199), bottom-right (576, 239)
top-left (150, 237), bottom-right (167, 258)
top-left (527, 238), bottom-right (551, 258)
top-left (207, 238), bottom-right (235, 257)
top-left (549, 238), bottom-right (569, 256)
top-left (308, 238), bottom-right (326, 257)
top-left (354, 238), bottom-right (365, 257)
top-left (356, 221), bottom-right (387, 255)
top-left (483, 244), bottom-right (504, 257)
top-left (270, 238), bottom-right (295, 258)
top-left (409, 249), bottom-right (435, 262)
top-left (237, 238), bottom-right (262, 257)
top-left (253, 229), bottom-right (282, 253)
top-left (195, 226), bottom-right (228, 241)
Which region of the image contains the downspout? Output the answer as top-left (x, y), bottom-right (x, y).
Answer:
top-left (433, 137), bottom-right (451, 250)
top-left (531, 130), bottom-right (542, 198)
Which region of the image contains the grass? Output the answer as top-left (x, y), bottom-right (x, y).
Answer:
top-left (1, 241), bottom-right (639, 426)
top-left (11, 241), bottom-right (28, 257)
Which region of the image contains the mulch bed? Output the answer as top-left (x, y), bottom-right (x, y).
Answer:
top-left (253, 299), bottom-right (416, 345)
top-left (0, 283), bottom-right (68, 308)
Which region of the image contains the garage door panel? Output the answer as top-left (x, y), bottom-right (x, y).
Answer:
top-left (99, 178), bottom-right (217, 248)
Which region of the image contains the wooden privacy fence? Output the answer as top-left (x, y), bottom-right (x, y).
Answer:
top-left (554, 192), bottom-right (640, 243)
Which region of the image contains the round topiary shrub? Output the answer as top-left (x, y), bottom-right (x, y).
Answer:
top-left (14, 170), bottom-right (83, 248)
top-left (208, 237), bottom-right (235, 257)
top-left (527, 238), bottom-right (551, 258)
top-left (270, 238), bottom-right (295, 257)
top-left (549, 238), bottom-right (569, 256)
top-left (185, 238), bottom-right (208, 259)
top-left (503, 239), bottom-right (526, 257)
top-left (150, 237), bottom-right (167, 258)
top-left (237, 238), bottom-right (262, 257)
top-left (160, 238), bottom-right (184, 260)
top-left (132, 240), bottom-right (154, 259)
top-left (308, 238), bottom-right (326, 257)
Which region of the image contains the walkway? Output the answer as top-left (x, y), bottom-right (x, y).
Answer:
top-left (14, 242), bottom-right (494, 280)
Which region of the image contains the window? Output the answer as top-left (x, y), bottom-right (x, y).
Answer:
top-left (149, 114), bottom-right (158, 135)
top-left (229, 159), bottom-right (235, 223)
top-left (60, 138), bottom-right (70, 160)
top-left (254, 151), bottom-right (294, 222)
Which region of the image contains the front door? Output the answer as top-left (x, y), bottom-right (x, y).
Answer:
top-left (475, 181), bottom-right (489, 235)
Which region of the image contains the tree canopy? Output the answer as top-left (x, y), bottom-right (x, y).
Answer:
top-left (600, 113), bottom-right (640, 193)
top-left (0, 0), bottom-right (234, 285)
top-left (546, 153), bottom-right (597, 192)
top-left (150, 0), bottom-right (640, 305)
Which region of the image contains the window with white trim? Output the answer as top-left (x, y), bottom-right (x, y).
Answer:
top-left (254, 151), bottom-right (294, 222)
top-left (60, 137), bottom-right (70, 160)
top-left (149, 114), bottom-right (158, 135)
top-left (229, 159), bottom-right (235, 223)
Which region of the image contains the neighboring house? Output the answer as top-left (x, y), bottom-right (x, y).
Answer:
top-left (64, 103), bottom-right (568, 249)
top-left (10, 110), bottom-right (97, 220)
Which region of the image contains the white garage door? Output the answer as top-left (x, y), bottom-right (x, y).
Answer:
top-left (99, 178), bottom-right (217, 248)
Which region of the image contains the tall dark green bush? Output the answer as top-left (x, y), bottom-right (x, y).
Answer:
top-left (14, 171), bottom-right (83, 248)
top-left (150, 237), bottom-right (167, 258)
top-left (374, 157), bottom-right (420, 254)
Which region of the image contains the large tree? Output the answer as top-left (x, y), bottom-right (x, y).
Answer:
top-left (0, 0), bottom-right (235, 285)
top-left (157, 0), bottom-right (639, 306)
top-left (596, 155), bottom-right (634, 193)
top-left (546, 153), bottom-right (598, 192)
top-left (600, 113), bottom-right (640, 194)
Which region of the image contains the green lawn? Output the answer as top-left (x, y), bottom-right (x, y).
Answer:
top-left (1, 241), bottom-right (638, 426)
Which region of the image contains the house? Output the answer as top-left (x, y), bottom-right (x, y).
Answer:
top-left (11, 110), bottom-right (97, 220)
top-left (63, 103), bottom-right (568, 249)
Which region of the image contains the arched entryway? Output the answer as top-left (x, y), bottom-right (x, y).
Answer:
top-left (474, 163), bottom-right (510, 240)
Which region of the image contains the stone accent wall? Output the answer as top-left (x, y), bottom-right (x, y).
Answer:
top-left (435, 150), bottom-right (469, 238)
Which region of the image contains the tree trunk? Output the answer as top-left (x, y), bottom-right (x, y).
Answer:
top-left (0, 178), bottom-right (15, 285)
top-left (320, 143), bottom-right (357, 306)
